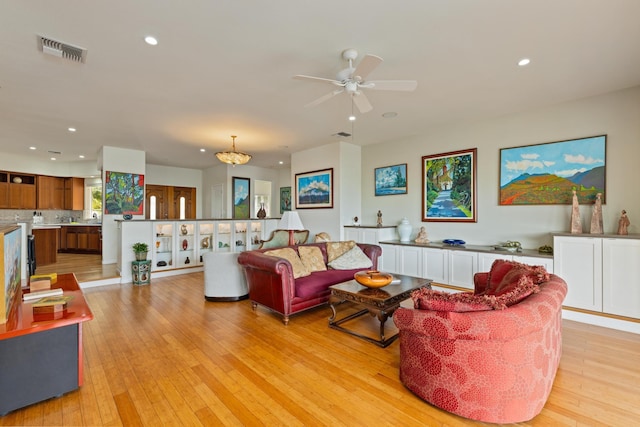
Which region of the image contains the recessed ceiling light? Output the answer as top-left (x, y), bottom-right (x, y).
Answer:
top-left (79, 155), bottom-right (85, 159)
top-left (50, 157), bottom-right (57, 161)
top-left (348, 115), bottom-right (356, 121)
top-left (144, 36), bottom-right (158, 46)
top-left (29, 146), bottom-right (36, 150)
top-left (518, 58), bottom-right (531, 66)
top-left (68, 127), bottom-right (76, 132)
top-left (279, 161), bottom-right (284, 165)
top-left (200, 148), bottom-right (206, 152)
top-left (382, 112), bottom-right (398, 118)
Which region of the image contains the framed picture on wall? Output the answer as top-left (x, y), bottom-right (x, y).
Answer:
top-left (232, 177), bottom-right (250, 219)
top-left (104, 171), bottom-right (145, 215)
top-left (280, 186), bottom-right (291, 214)
top-left (375, 163), bottom-right (408, 196)
top-left (422, 148), bottom-right (477, 222)
top-left (499, 135), bottom-right (606, 205)
top-left (295, 168), bottom-right (333, 209)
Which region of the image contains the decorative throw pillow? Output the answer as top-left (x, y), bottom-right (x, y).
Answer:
top-left (326, 240), bottom-right (357, 262)
top-left (314, 232), bottom-right (332, 242)
top-left (485, 259), bottom-right (550, 295)
top-left (327, 245), bottom-right (373, 270)
top-left (493, 275), bottom-right (540, 308)
top-left (411, 288), bottom-right (494, 312)
top-left (298, 246), bottom-right (327, 273)
top-left (264, 248), bottom-right (310, 279)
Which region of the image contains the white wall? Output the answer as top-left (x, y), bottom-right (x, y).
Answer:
top-left (98, 146), bottom-right (146, 264)
top-left (291, 141), bottom-right (361, 241)
top-left (361, 85), bottom-right (640, 249)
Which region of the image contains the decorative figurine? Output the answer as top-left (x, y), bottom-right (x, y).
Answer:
top-left (415, 226), bottom-right (429, 244)
top-left (570, 190), bottom-right (582, 234)
top-left (377, 210), bottom-right (383, 227)
top-left (353, 216), bottom-right (360, 226)
top-left (618, 210), bottom-right (630, 235)
top-left (590, 193), bottom-right (603, 234)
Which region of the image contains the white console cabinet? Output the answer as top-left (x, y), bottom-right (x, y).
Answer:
top-left (375, 241), bottom-right (552, 291)
top-left (344, 226), bottom-right (397, 269)
top-left (553, 234), bottom-right (640, 319)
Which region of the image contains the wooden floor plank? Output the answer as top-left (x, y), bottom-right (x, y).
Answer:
top-left (3, 271), bottom-right (640, 426)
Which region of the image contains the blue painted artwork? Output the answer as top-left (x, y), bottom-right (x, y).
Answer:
top-left (375, 164), bottom-right (407, 196)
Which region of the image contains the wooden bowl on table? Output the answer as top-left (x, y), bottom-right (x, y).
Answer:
top-left (354, 270), bottom-right (394, 288)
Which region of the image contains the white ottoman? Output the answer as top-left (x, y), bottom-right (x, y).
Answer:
top-left (203, 252), bottom-right (248, 301)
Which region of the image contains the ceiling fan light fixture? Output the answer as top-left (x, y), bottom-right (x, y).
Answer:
top-left (216, 135), bottom-right (252, 166)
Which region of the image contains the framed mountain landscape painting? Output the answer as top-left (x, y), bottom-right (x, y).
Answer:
top-left (499, 135), bottom-right (606, 205)
top-left (295, 168), bottom-right (333, 209)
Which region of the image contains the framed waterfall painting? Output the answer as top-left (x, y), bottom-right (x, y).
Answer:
top-left (280, 186), bottom-right (291, 214)
top-left (499, 135), bottom-right (606, 205)
top-left (375, 163), bottom-right (407, 196)
top-left (295, 168), bottom-right (333, 209)
top-left (422, 148), bottom-right (477, 222)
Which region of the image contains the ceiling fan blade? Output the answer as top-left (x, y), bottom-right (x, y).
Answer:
top-left (293, 75), bottom-right (342, 86)
top-left (354, 54), bottom-right (383, 80)
top-left (352, 92), bottom-right (373, 113)
top-left (304, 89), bottom-right (344, 108)
top-left (366, 80), bottom-right (418, 91)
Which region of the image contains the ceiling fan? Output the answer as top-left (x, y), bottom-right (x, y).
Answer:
top-left (293, 48), bottom-right (417, 113)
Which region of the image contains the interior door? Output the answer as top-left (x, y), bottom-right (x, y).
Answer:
top-left (145, 184), bottom-right (169, 219)
top-left (172, 187), bottom-right (196, 219)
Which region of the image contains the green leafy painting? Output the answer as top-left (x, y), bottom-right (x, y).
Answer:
top-left (104, 171), bottom-right (145, 215)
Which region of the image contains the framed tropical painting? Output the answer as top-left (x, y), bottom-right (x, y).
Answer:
top-left (104, 171), bottom-right (144, 215)
top-left (499, 135), bottom-right (606, 205)
top-left (375, 163), bottom-right (407, 196)
top-left (232, 177), bottom-right (250, 219)
top-left (422, 148), bottom-right (477, 222)
top-left (295, 168), bottom-right (333, 209)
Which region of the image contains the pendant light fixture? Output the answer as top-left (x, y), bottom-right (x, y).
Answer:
top-left (216, 135), bottom-right (252, 166)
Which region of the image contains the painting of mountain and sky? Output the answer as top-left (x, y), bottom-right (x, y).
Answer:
top-left (295, 168), bottom-right (333, 209)
top-left (500, 135), bottom-right (606, 205)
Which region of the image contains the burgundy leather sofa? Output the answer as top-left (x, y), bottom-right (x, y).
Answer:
top-left (237, 242), bottom-right (381, 324)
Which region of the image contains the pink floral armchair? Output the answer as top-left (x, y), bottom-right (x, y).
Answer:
top-left (393, 260), bottom-right (568, 423)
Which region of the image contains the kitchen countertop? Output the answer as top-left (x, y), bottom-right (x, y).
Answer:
top-left (32, 223), bottom-right (102, 229)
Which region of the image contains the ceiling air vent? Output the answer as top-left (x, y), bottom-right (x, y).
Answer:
top-left (37, 35), bottom-right (87, 63)
top-left (333, 131), bottom-right (351, 138)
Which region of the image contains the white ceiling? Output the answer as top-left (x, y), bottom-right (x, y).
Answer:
top-left (1, 1), bottom-right (639, 171)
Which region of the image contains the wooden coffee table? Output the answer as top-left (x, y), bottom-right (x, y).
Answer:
top-left (328, 274), bottom-right (432, 347)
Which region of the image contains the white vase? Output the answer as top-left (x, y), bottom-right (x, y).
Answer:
top-left (397, 218), bottom-right (412, 242)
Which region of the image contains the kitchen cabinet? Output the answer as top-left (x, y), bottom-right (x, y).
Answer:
top-left (64, 177), bottom-right (84, 210)
top-left (32, 227), bottom-right (59, 266)
top-left (1, 172), bottom-right (36, 209)
top-left (59, 226), bottom-right (101, 254)
top-left (36, 176), bottom-right (65, 210)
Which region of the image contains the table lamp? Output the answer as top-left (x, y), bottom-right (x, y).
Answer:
top-left (279, 211), bottom-right (304, 246)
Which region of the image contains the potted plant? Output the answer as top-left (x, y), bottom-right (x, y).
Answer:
top-left (133, 242), bottom-right (149, 261)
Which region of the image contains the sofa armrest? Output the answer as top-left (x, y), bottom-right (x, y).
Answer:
top-left (237, 251), bottom-right (296, 300)
top-left (474, 272), bottom-right (489, 295)
top-left (357, 243), bottom-right (382, 270)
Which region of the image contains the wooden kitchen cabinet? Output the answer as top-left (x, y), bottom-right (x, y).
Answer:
top-left (32, 227), bottom-right (58, 266)
top-left (59, 226), bottom-right (101, 254)
top-left (3, 172), bottom-right (37, 209)
top-left (37, 175), bottom-right (65, 210)
top-left (64, 177), bottom-right (84, 210)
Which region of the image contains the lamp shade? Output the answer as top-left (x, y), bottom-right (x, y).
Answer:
top-left (278, 211), bottom-right (304, 230)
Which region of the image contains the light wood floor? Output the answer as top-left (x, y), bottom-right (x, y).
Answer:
top-left (3, 272), bottom-right (640, 426)
top-left (35, 253), bottom-right (118, 284)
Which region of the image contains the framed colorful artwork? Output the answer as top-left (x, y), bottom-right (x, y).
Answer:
top-left (375, 163), bottom-right (408, 196)
top-left (500, 135), bottom-right (606, 205)
top-left (422, 148), bottom-right (477, 222)
top-left (295, 168), bottom-right (333, 209)
top-left (232, 177), bottom-right (250, 219)
top-left (280, 186), bottom-right (291, 214)
top-left (104, 171), bottom-right (144, 215)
